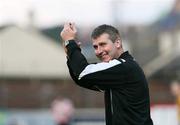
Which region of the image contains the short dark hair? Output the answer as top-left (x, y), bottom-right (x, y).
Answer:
top-left (91, 24), bottom-right (120, 42)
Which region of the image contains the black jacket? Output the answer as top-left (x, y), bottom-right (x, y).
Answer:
top-left (66, 40), bottom-right (153, 125)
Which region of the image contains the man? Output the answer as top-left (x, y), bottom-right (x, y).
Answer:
top-left (60, 23), bottom-right (153, 125)
top-left (51, 97), bottom-right (74, 125)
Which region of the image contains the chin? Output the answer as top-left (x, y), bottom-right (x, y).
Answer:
top-left (99, 56), bottom-right (111, 62)
top-left (101, 58), bottom-right (111, 62)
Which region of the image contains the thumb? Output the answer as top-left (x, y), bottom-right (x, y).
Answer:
top-left (71, 22), bottom-right (77, 33)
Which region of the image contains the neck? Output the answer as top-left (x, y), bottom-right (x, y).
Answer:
top-left (117, 48), bottom-right (124, 58)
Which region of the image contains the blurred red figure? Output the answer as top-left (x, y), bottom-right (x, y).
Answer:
top-left (170, 80), bottom-right (180, 124)
top-left (51, 97), bottom-right (74, 125)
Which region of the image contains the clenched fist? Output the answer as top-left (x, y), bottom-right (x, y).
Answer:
top-left (60, 22), bottom-right (77, 41)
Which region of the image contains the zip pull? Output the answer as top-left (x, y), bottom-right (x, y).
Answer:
top-left (110, 89), bottom-right (114, 115)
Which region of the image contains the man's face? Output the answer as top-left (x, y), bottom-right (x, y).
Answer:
top-left (171, 82), bottom-right (180, 96)
top-left (92, 33), bottom-right (120, 62)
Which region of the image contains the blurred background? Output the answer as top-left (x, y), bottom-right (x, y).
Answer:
top-left (0, 0), bottom-right (180, 124)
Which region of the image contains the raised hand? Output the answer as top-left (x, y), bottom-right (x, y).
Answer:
top-left (60, 22), bottom-right (77, 41)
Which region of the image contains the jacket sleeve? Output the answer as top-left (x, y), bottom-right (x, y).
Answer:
top-left (66, 40), bottom-right (127, 90)
top-left (67, 60), bottom-right (101, 91)
top-left (66, 40), bottom-right (101, 91)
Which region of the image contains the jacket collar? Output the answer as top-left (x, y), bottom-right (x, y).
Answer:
top-left (119, 51), bottom-right (134, 60)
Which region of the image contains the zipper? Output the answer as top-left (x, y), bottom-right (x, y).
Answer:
top-left (110, 89), bottom-right (114, 115)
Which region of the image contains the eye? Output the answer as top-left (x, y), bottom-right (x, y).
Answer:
top-left (93, 45), bottom-right (98, 49)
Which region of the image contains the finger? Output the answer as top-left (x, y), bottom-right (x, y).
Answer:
top-left (71, 23), bottom-right (77, 33)
top-left (71, 23), bottom-right (75, 30)
top-left (70, 22), bottom-right (75, 29)
top-left (64, 22), bottom-right (70, 30)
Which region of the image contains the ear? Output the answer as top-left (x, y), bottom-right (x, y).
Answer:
top-left (115, 39), bottom-right (121, 48)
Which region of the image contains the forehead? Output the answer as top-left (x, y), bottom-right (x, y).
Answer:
top-left (92, 33), bottom-right (110, 43)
